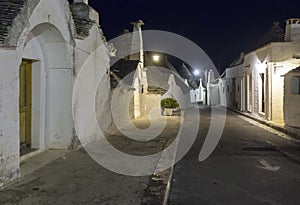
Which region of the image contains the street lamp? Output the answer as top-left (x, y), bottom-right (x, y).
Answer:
top-left (153, 55), bottom-right (160, 62)
top-left (193, 69), bottom-right (200, 77)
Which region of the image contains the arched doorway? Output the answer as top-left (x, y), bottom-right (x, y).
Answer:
top-left (20, 23), bottom-right (73, 155)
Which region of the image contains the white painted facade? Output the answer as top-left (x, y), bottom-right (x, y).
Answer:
top-left (190, 79), bottom-right (205, 104)
top-left (217, 19), bottom-right (300, 127)
top-left (162, 74), bottom-right (190, 110)
top-left (207, 70), bottom-right (220, 106)
top-left (284, 68), bottom-right (300, 128)
top-left (0, 0), bottom-right (111, 186)
top-left (129, 20), bottom-right (148, 118)
top-left (145, 94), bottom-right (161, 116)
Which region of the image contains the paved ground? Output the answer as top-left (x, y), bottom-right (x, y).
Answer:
top-left (168, 106), bottom-right (300, 205)
top-left (1, 106), bottom-right (300, 205)
top-left (0, 116), bottom-right (180, 205)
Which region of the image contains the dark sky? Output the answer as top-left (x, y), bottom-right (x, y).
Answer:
top-left (75, 0), bottom-right (300, 73)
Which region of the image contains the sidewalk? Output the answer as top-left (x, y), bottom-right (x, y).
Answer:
top-left (0, 116), bottom-right (180, 205)
top-left (228, 108), bottom-right (300, 141)
top-left (228, 108), bottom-right (300, 164)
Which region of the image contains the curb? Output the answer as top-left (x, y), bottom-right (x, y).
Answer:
top-left (229, 108), bottom-right (300, 164)
top-left (142, 121), bottom-right (179, 205)
top-left (228, 108), bottom-right (300, 142)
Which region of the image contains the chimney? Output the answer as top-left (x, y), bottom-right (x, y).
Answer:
top-left (74, 0), bottom-right (88, 4)
top-left (130, 20), bottom-right (145, 68)
top-left (285, 18), bottom-right (300, 42)
top-left (208, 70), bottom-right (215, 84)
top-left (240, 52), bottom-right (244, 60)
top-left (71, 0), bottom-right (99, 25)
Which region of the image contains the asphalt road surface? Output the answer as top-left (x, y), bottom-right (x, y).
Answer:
top-left (168, 106), bottom-right (300, 205)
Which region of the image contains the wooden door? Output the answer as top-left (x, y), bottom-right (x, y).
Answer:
top-left (19, 60), bottom-right (32, 147)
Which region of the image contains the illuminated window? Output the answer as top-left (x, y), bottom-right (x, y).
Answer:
top-left (291, 76), bottom-right (300, 94)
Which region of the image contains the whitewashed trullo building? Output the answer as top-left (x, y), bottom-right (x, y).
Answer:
top-left (0, 0), bottom-right (112, 186)
top-left (213, 19), bottom-right (300, 128)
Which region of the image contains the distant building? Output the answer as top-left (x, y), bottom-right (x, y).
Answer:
top-left (217, 19), bottom-right (300, 127)
top-left (145, 56), bottom-right (192, 111)
top-left (190, 79), bottom-right (205, 104)
top-left (112, 22), bottom-right (196, 118)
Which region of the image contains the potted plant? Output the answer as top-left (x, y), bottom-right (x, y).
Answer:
top-left (161, 98), bottom-right (179, 116)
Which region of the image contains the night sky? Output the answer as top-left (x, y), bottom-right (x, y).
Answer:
top-left (72, 0), bottom-right (300, 73)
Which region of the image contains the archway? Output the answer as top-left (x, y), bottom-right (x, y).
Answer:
top-left (21, 23), bottom-right (73, 154)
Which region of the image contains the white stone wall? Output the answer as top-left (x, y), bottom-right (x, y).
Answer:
top-left (109, 87), bottom-right (135, 133)
top-left (219, 78), bottom-right (227, 107)
top-left (72, 23), bottom-right (111, 146)
top-left (215, 19), bottom-right (300, 127)
top-left (0, 0), bottom-right (111, 186)
top-left (162, 74), bottom-right (190, 110)
top-left (271, 66), bottom-right (284, 123)
top-left (243, 48), bottom-right (270, 117)
top-left (223, 64), bottom-right (245, 109)
top-left (284, 74), bottom-right (300, 127)
top-left (145, 94), bottom-right (161, 117)
top-left (190, 80), bottom-right (205, 104)
top-left (190, 90), bottom-right (196, 103)
top-left (219, 41), bottom-right (300, 125)
top-left (208, 83), bottom-right (220, 106)
top-left (19, 0), bottom-right (75, 150)
top-left (0, 50), bottom-right (21, 186)
top-left (0, 0), bottom-right (75, 186)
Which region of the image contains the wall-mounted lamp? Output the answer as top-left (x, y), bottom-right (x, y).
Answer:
top-left (152, 55), bottom-right (160, 62)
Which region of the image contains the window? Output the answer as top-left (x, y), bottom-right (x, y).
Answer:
top-left (291, 76), bottom-right (300, 94)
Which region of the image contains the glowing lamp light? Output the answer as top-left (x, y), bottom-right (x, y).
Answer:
top-left (153, 55), bottom-right (160, 62)
top-left (193, 69), bottom-right (200, 76)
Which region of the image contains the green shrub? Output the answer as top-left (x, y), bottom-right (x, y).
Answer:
top-left (161, 98), bottom-right (179, 109)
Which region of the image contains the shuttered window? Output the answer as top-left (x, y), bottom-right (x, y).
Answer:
top-left (291, 76), bottom-right (300, 94)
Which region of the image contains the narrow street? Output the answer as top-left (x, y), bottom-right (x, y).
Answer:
top-left (169, 106), bottom-right (300, 205)
top-left (1, 106), bottom-right (300, 204)
top-left (1, 1), bottom-right (300, 205)
top-left (0, 116), bottom-right (180, 205)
